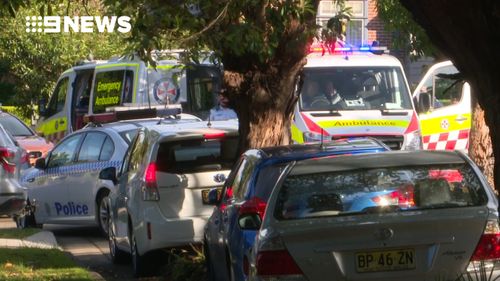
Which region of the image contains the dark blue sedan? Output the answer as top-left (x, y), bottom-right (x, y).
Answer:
top-left (203, 137), bottom-right (390, 281)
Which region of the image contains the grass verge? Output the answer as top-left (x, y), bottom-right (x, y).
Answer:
top-left (0, 248), bottom-right (94, 281)
top-left (0, 228), bottom-right (41, 239)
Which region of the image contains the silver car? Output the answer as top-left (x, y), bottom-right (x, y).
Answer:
top-left (248, 150), bottom-right (499, 281)
top-left (0, 124), bottom-right (28, 216)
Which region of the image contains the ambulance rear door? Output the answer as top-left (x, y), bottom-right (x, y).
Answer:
top-left (414, 62), bottom-right (471, 151)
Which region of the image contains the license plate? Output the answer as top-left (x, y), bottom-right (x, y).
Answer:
top-left (201, 188), bottom-right (222, 204)
top-left (355, 248), bottom-right (415, 273)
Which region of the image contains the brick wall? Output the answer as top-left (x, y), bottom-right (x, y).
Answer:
top-left (366, 0), bottom-right (391, 47)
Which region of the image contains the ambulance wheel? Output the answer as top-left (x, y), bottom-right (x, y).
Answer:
top-left (97, 191), bottom-right (110, 237)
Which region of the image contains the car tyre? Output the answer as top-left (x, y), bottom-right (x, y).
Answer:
top-left (97, 191), bottom-right (110, 237)
top-left (130, 231), bottom-right (149, 277)
top-left (108, 214), bottom-right (128, 264)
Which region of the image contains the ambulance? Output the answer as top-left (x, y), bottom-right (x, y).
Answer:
top-left (36, 52), bottom-right (221, 143)
top-left (292, 45), bottom-right (422, 150)
top-left (412, 60), bottom-right (471, 151)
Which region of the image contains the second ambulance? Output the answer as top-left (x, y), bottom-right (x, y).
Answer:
top-left (292, 45), bottom-right (422, 150)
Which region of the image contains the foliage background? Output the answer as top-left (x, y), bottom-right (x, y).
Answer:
top-left (0, 0), bottom-right (127, 120)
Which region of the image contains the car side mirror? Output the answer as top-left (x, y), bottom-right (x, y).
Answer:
top-left (38, 98), bottom-right (47, 117)
top-left (238, 213), bottom-right (262, 230)
top-left (99, 167), bottom-right (118, 185)
top-left (417, 93), bottom-right (431, 113)
top-left (34, 158), bottom-right (46, 170)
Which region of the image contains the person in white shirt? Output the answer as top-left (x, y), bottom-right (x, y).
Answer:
top-left (209, 90), bottom-right (237, 121)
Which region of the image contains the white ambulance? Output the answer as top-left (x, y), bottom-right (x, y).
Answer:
top-left (292, 45), bottom-right (422, 150)
top-left (36, 53), bottom-right (221, 144)
top-left (412, 60), bottom-right (471, 151)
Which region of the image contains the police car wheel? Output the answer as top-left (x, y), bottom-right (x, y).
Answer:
top-left (97, 193), bottom-right (110, 237)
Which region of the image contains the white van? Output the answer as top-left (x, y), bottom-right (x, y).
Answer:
top-left (292, 45), bottom-right (422, 150)
top-left (36, 54), bottom-right (221, 143)
top-left (412, 60), bottom-right (471, 150)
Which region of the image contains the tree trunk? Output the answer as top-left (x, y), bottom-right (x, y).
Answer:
top-left (224, 66), bottom-right (301, 151)
top-left (400, 0), bottom-right (500, 192)
top-left (469, 99), bottom-right (495, 189)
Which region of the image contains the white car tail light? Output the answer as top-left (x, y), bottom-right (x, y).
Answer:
top-left (255, 235), bottom-right (306, 280)
top-left (142, 162), bottom-right (159, 201)
top-left (0, 147), bottom-right (16, 174)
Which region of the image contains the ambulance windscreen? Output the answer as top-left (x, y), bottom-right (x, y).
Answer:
top-left (299, 67), bottom-right (412, 111)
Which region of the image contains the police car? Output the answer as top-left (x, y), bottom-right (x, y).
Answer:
top-left (18, 111), bottom-right (200, 235)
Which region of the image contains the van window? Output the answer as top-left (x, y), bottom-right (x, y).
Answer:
top-left (420, 65), bottom-right (463, 109)
top-left (47, 77), bottom-right (69, 117)
top-left (92, 70), bottom-right (134, 113)
top-left (156, 136), bottom-right (239, 174)
top-left (300, 67), bottom-right (412, 111)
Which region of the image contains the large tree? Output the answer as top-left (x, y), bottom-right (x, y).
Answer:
top-left (376, 0), bottom-right (495, 189)
top-left (107, 0), bottom-right (327, 150)
top-left (399, 0), bottom-right (499, 190)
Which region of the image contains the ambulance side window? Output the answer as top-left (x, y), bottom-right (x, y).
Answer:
top-left (93, 70), bottom-right (129, 113)
top-left (422, 65), bottom-right (463, 109)
top-left (47, 134), bottom-right (83, 168)
top-left (47, 77), bottom-right (69, 117)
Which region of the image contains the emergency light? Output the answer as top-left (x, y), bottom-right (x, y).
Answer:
top-left (308, 42), bottom-right (388, 55)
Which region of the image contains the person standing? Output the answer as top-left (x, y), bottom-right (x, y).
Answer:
top-left (209, 90), bottom-right (237, 121)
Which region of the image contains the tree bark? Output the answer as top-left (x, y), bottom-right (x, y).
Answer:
top-left (400, 0), bottom-right (500, 192)
top-left (469, 99), bottom-right (494, 189)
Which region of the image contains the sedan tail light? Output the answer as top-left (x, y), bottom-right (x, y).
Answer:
top-left (143, 162), bottom-right (159, 201)
top-left (0, 147), bottom-right (16, 174)
top-left (254, 234), bottom-right (305, 280)
top-left (471, 220), bottom-right (500, 261)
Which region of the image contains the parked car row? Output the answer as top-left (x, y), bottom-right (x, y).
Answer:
top-left (0, 123), bottom-right (28, 216)
top-left (8, 106), bottom-right (500, 280)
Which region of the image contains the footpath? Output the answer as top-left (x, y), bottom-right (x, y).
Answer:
top-left (0, 217), bottom-right (59, 249)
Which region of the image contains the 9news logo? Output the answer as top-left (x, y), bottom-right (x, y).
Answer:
top-left (25, 16), bottom-right (131, 33)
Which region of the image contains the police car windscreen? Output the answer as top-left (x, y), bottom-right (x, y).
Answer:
top-left (156, 136), bottom-right (239, 173)
top-left (300, 67), bottom-right (412, 111)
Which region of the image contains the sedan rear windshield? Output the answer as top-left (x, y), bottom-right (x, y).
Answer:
top-left (274, 164), bottom-right (488, 220)
top-left (156, 136), bottom-right (239, 173)
top-left (0, 115), bottom-right (33, 137)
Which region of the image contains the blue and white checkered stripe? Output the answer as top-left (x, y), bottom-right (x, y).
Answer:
top-left (21, 160), bottom-right (122, 182)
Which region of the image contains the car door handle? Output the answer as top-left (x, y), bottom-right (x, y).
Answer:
top-left (59, 120), bottom-right (65, 125)
top-left (27, 178), bottom-right (35, 183)
top-left (455, 116), bottom-right (468, 122)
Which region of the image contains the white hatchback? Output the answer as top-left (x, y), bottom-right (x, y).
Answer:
top-left (100, 120), bottom-right (239, 277)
